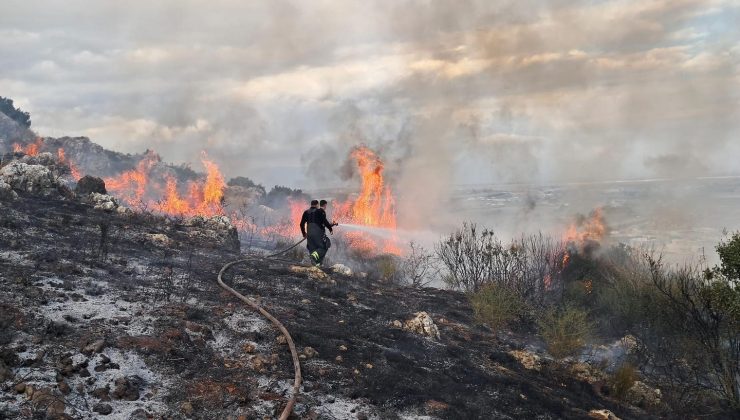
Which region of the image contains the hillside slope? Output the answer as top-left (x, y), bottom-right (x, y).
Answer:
top-left (0, 157), bottom-right (648, 419)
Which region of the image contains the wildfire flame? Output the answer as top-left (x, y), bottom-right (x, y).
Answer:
top-left (57, 148), bottom-right (82, 181)
top-left (12, 138), bottom-right (43, 156)
top-left (563, 208), bottom-right (607, 246)
top-left (335, 146), bottom-right (397, 228)
top-left (104, 151), bottom-right (160, 206)
top-left (93, 144), bottom-right (403, 256)
top-left (154, 153), bottom-right (226, 217)
top-left (333, 146), bottom-right (402, 255)
top-left (560, 207), bottom-right (607, 272)
top-left (102, 150), bottom-right (229, 219)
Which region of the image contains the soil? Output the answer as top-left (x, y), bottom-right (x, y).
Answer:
top-left (0, 193), bottom-right (650, 419)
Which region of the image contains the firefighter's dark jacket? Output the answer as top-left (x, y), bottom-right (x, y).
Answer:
top-left (300, 207), bottom-right (334, 236)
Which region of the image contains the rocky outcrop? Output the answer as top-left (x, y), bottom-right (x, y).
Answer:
top-left (182, 215), bottom-right (240, 251)
top-left (87, 192), bottom-right (118, 211)
top-left (331, 263), bottom-right (353, 276)
top-left (0, 160), bottom-right (63, 196)
top-left (589, 409), bottom-right (621, 420)
top-left (0, 178), bottom-right (17, 200)
top-left (43, 136), bottom-right (155, 179)
top-left (19, 152), bottom-right (56, 167)
top-left (402, 311), bottom-right (440, 340)
top-left (625, 381), bottom-right (662, 409)
top-left (509, 349), bottom-right (543, 371)
top-left (290, 265), bottom-right (333, 283)
top-left (223, 184), bottom-right (265, 212)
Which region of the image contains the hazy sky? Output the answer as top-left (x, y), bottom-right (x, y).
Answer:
top-left (1, 0), bottom-right (738, 189)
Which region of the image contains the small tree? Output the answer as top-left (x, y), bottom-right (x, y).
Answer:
top-left (436, 222), bottom-right (501, 293)
top-left (400, 241), bottom-right (439, 287)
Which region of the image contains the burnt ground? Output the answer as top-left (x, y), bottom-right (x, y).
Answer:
top-left (0, 193), bottom-right (651, 419)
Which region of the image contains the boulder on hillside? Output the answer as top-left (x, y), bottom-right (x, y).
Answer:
top-left (76, 175), bottom-right (107, 195)
top-left (182, 215), bottom-right (240, 251)
top-left (0, 161), bottom-right (62, 196)
top-left (87, 193), bottom-right (118, 212)
top-left (0, 179), bottom-right (17, 201)
top-left (402, 311), bottom-right (441, 340)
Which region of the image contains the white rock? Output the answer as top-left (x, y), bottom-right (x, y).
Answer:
top-left (0, 161), bottom-right (59, 194)
top-left (588, 409), bottom-right (621, 420)
top-left (116, 205), bottom-right (133, 215)
top-left (88, 192), bottom-right (118, 211)
top-left (402, 311), bottom-right (440, 340)
top-left (183, 214), bottom-right (240, 250)
top-left (144, 233), bottom-right (172, 246)
top-left (0, 179), bottom-right (17, 200)
top-left (290, 265), bottom-right (334, 283)
top-left (508, 349), bottom-right (542, 371)
top-left (331, 263), bottom-right (353, 276)
top-left (20, 152), bottom-right (56, 167)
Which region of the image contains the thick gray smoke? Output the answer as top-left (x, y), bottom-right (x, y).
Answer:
top-left (1, 0), bottom-right (739, 257)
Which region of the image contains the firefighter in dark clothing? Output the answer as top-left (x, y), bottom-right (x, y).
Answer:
top-left (299, 199), bottom-right (337, 266)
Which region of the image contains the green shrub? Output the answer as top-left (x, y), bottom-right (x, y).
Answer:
top-left (470, 283), bottom-right (527, 331)
top-left (563, 279), bottom-right (594, 308)
top-left (611, 362), bottom-right (639, 399)
top-left (375, 254), bottom-right (400, 283)
top-left (537, 305), bottom-right (594, 359)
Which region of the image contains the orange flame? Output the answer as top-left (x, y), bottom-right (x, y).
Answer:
top-left (104, 151), bottom-right (159, 206)
top-left (333, 146), bottom-right (402, 255)
top-left (157, 176), bottom-right (192, 215)
top-left (12, 138), bottom-right (43, 156)
top-left (563, 208), bottom-right (607, 245)
top-left (25, 138), bottom-right (42, 156)
top-left (196, 153), bottom-right (226, 215)
top-left (560, 208), bottom-right (607, 271)
top-left (338, 146), bottom-right (397, 228)
top-left (57, 148), bottom-right (82, 181)
top-left (344, 231), bottom-right (378, 255)
top-left (259, 199), bottom-right (304, 239)
top-left (153, 153), bottom-right (226, 217)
